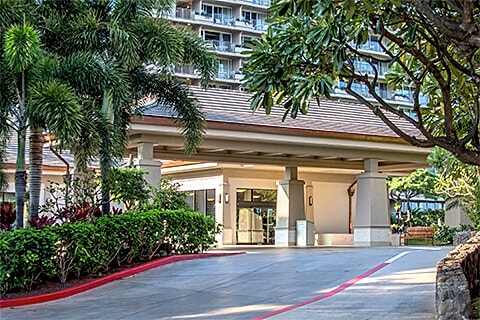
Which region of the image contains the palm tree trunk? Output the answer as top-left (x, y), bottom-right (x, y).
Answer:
top-left (15, 127), bottom-right (27, 228)
top-left (28, 128), bottom-right (43, 219)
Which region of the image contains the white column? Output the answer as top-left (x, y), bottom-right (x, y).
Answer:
top-left (354, 159), bottom-right (390, 246)
top-left (275, 167), bottom-right (306, 246)
top-left (445, 199), bottom-right (473, 228)
top-left (133, 142), bottom-right (162, 187)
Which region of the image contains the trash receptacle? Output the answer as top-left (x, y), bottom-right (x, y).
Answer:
top-left (296, 220), bottom-right (315, 246)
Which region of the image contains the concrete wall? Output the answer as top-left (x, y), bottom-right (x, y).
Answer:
top-left (436, 232), bottom-right (480, 319)
top-left (312, 181), bottom-right (352, 234)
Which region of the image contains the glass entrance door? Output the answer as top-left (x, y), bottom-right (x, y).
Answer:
top-left (236, 189), bottom-right (276, 244)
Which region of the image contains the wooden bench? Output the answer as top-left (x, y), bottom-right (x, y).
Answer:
top-left (401, 226), bottom-right (435, 245)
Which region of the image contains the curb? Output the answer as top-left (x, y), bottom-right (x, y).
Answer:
top-left (0, 251), bottom-right (245, 308)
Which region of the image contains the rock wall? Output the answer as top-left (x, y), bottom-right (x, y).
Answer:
top-left (454, 231), bottom-right (479, 246)
top-left (436, 232), bottom-right (480, 320)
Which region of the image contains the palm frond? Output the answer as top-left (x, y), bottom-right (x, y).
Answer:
top-left (180, 28), bottom-right (217, 88)
top-left (0, 0), bottom-right (37, 32)
top-left (28, 79), bottom-right (84, 149)
top-left (132, 70), bottom-right (205, 154)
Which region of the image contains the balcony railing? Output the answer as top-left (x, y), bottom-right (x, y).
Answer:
top-left (176, 64), bottom-right (197, 75)
top-left (252, 0), bottom-right (271, 5)
top-left (217, 69), bottom-right (235, 80)
top-left (211, 40), bottom-right (236, 53)
top-left (213, 14), bottom-right (234, 26)
top-left (353, 61), bottom-right (386, 76)
top-left (333, 84), bottom-right (429, 105)
top-left (175, 8), bottom-right (195, 20)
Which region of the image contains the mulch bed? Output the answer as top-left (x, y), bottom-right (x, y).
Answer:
top-left (1, 261), bottom-right (147, 300)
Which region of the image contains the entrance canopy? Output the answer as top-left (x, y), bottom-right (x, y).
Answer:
top-left (127, 86), bottom-right (430, 173)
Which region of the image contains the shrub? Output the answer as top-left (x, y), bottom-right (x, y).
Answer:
top-left (0, 209), bottom-right (220, 293)
top-left (0, 202), bottom-right (16, 230)
top-left (0, 227), bottom-right (57, 292)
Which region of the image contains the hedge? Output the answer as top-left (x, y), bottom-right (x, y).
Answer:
top-left (0, 209), bottom-right (219, 293)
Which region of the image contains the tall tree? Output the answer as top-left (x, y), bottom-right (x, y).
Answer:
top-left (40, 0), bottom-right (217, 214)
top-left (1, 20), bottom-right (85, 226)
top-left (242, 0), bottom-right (480, 166)
top-left (388, 168), bottom-right (438, 224)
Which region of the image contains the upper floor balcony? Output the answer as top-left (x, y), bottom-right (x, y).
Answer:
top-left (175, 7), bottom-right (195, 20)
top-left (211, 40), bottom-right (236, 53)
top-left (175, 64), bottom-right (243, 82)
top-left (244, 0), bottom-right (271, 6)
top-left (333, 81), bottom-right (429, 106)
top-left (172, 7), bottom-right (268, 32)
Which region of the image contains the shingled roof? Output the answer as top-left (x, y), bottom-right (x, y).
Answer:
top-left (142, 86), bottom-right (421, 140)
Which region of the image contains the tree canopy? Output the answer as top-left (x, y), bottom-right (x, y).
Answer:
top-left (242, 0), bottom-right (480, 166)
top-left (1, 0), bottom-right (217, 223)
top-left (428, 147), bottom-right (480, 226)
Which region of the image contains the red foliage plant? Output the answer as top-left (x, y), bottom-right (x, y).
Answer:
top-left (28, 215), bottom-right (57, 229)
top-left (0, 203), bottom-right (16, 230)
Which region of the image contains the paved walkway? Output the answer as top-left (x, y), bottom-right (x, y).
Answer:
top-left (1, 246), bottom-right (451, 320)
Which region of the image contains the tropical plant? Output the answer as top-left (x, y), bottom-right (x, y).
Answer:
top-left (107, 167), bottom-right (151, 211)
top-left (242, 0), bottom-right (480, 166)
top-left (148, 176), bottom-right (190, 211)
top-left (0, 202), bottom-right (16, 230)
top-left (388, 168), bottom-right (439, 225)
top-left (39, 0), bottom-right (217, 214)
top-left (2, 18), bottom-right (85, 227)
top-left (428, 147), bottom-right (480, 227)
top-left (40, 172), bottom-right (103, 223)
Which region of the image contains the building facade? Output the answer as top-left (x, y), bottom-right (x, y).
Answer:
top-left (3, 1), bottom-right (442, 247)
top-left (127, 87), bottom-right (431, 247)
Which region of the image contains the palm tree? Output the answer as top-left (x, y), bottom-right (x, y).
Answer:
top-left (2, 20), bottom-right (85, 226)
top-left (41, 0), bottom-right (217, 214)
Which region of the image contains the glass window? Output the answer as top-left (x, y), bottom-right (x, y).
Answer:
top-left (185, 189), bottom-right (216, 217)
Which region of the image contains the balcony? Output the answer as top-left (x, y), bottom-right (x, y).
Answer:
top-left (239, 0), bottom-right (271, 6)
top-left (213, 14), bottom-right (234, 26)
top-left (175, 8), bottom-right (195, 20)
top-left (176, 64), bottom-right (198, 76)
top-left (353, 60), bottom-right (386, 77)
top-left (252, 19), bottom-right (269, 31)
top-left (217, 69), bottom-right (235, 80)
top-left (211, 40), bottom-right (236, 53)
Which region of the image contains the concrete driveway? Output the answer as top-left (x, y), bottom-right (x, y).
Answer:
top-left (1, 246), bottom-right (451, 320)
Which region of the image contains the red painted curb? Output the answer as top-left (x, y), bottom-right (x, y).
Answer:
top-left (0, 251), bottom-right (244, 309)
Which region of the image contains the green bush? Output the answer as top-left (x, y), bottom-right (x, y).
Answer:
top-left (0, 209), bottom-right (219, 293)
top-left (0, 227), bottom-right (57, 292)
top-left (434, 224), bottom-right (471, 245)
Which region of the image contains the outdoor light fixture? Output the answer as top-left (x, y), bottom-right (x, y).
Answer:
top-left (225, 193), bottom-right (229, 203)
top-left (308, 196), bottom-right (313, 206)
top-left (218, 194), bottom-right (222, 203)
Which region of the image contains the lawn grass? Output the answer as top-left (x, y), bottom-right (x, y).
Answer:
top-left (403, 238), bottom-right (435, 246)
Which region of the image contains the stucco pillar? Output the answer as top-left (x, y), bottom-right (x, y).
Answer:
top-left (133, 142), bottom-right (162, 187)
top-left (445, 199), bottom-right (473, 228)
top-left (275, 167), bottom-right (306, 246)
top-left (354, 159), bottom-right (390, 246)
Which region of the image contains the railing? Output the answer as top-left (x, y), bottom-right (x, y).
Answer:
top-left (252, 19), bottom-right (269, 31)
top-left (217, 69), bottom-right (235, 80)
top-left (253, 0), bottom-right (271, 5)
top-left (211, 40), bottom-right (236, 53)
top-left (333, 84), bottom-right (429, 105)
top-left (358, 39), bottom-right (382, 52)
top-left (213, 14), bottom-right (234, 26)
top-left (240, 0), bottom-right (271, 5)
top-left (176, 64), bottom-right (195, 75)
top-left (175, 8), bottom-right (195, 20)
top-left (354, 60), bottom-right (386, 76)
